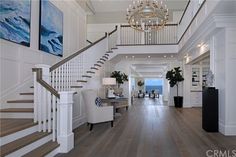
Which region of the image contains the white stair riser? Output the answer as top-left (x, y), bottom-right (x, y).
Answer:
top-left (45, 147), bottom-right (60, 157)
top-left (0, 112), bottom-right (33, 119)
top-left (5, 134), bottom-right (52, 157)
top-left (0, 125), bottom-right (38, 146)
top-left (19, 95), bottom-right (34, 99)
top-left (1, 103), bottom-right (33, 109)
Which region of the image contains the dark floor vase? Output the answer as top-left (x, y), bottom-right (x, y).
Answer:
top-left (174, 96), bottom-right (183, 108)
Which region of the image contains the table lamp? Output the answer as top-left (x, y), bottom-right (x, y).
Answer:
top-left (102, 78), bottom-right (116, 98)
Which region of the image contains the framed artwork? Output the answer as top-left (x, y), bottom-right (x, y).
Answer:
top-left (39, 0), bottom-right (63, 57)
top-left (0, 0), bottom-right (31, 47)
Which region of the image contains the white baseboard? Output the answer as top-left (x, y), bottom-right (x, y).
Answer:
top-left (219, 122), bottom-right (236, 136)
top-left (73, 115), bottom-right (86, 130)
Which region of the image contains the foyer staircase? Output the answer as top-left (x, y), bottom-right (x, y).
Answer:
top-left (0, 27), bottom-right (117, 156)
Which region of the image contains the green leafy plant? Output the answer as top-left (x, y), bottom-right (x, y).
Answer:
top-left (166, 67), bottom-right (184, 96)
top-left (137, 80), bottom-right (144, 87)
top-left (111, 71), bottom-right (128, 87)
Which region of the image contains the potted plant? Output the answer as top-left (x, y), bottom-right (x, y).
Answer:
top-left (110, 71), bottom-right (128, 88)
top-left (166, 67), bottom-right (184, 107)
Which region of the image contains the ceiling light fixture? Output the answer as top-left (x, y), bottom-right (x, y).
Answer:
top-left (126, 0), bottom-right (169, 32)
top-left (164, 55), bottom-right (167, 58)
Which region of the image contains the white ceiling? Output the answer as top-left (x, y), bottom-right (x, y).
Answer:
top-left (81, 0), bottom-right (189, 23)
top-left (110, 54), bottom-right (176, 78)
top-left (90, 0), bottom-right (188, 13)
top-left (131, 63), bottom-right (168, 78)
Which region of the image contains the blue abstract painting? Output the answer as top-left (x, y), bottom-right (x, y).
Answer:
top-left (0, 0), bottom-right (31, 47)
top-left (39, 0), bottom-right (63, 57)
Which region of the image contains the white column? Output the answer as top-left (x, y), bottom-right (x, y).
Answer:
top-left (183, 64), bottom-right (191, 108)
top-left (58, 91), bottom-right (75, 153)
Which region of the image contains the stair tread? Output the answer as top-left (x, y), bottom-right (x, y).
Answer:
top-left (0, 131), bottom-right (50, 156)
top-left (82, 75), bottom-right (92, 78)
top-left (0, 108), bottom-right (33, 113)
top-left (7, 99), bottom-right (34, 103)
top-left (20, 93), bottom-right (34, 95)
top-left (23, 141), bottom-right (59, 157)
top-left (77, 80), bottom-right (87, 83)
top-left (71, 86), bottom-right (83, 88)
top-left (0, 118), bottom-right (36, 137)
top-left (87, 71), bottom-right (95, 74)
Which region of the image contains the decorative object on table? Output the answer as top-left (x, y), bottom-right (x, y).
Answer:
top-left (206, 70), bottom-right (214, 87)
top-left (166, 67), bottom-right (184, 108)
top-left (110, 71), bottom-right (128, 95)
top-left (126, 0), bottom-right (169, 32)
top-left (102, 77), bottom-right (116, 99)
top-left (0, 0), bottom-right (31, 46)
top-left (39, 0), bottom-right (63, 56)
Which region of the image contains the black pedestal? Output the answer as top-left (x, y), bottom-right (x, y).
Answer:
top-left (202, 87), bottom-right (219, 132)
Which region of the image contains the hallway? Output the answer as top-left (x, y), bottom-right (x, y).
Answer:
top-left (57, 99), bottom-right (236, 157)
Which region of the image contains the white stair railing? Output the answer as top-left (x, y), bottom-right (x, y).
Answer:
top-left (120, 24), bottom-right (178, 45)
top-left (32, 27), bottom-right (118, 153)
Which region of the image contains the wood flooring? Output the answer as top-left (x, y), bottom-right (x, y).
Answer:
top-left (56, 98), bottom-right (236, 157)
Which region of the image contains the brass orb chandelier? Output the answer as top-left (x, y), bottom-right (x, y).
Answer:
top-left (126, 0), bottom-right (169, 32)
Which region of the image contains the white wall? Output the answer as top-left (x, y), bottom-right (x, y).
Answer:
top-left (212, 28), bottom-right (236, 135)
top-left (87, 23), bottom-right (118, 42)
top-left (0, 0), bottom-right (87, 104)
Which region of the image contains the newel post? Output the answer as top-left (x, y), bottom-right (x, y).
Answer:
top-left (58, 91), bottom-right (74, 153)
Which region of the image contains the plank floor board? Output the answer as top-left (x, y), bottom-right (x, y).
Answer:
top-left (56, 98), bottom-right (236, 157)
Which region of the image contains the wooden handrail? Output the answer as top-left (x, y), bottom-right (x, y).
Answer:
top-left (32, 26), bottom-right (119, 99)
top-left (50, 33), bottom-right (108, 72)
top-left (121, 24), bottom-right (178, 27)
top-left (179, 0), bottom-right (191, 24)
top-left (108, 26), bottom-right (118, 36)
top-left (33, 68), bottom-right (60, 98)
top-left (177, 0), bottom-right (206, 44)
top-left (117, 43), bottom-right (178, 46)
top-left (86, 39), bottom-right (93, 44)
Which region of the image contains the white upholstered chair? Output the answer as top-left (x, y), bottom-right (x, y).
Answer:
top-left (82, 89), bottom-right (114, 131)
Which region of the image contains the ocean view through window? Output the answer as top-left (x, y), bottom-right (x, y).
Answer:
top-left (145, 79), bottom-right (163, 94)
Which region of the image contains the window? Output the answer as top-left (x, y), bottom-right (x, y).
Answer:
top-left (144, 79), bottom-right (163, 94)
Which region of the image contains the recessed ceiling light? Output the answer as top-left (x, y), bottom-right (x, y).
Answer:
top-left (164, 55), bottom-right (167, 58)
top-left (148, 56), bottom-right (151, 58)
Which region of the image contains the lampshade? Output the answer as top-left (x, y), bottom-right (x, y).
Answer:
top-left (102, 78), bottom-right (116, 85)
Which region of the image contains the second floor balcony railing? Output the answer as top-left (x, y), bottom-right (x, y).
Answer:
top-left (120, 24), bottom-right (178, 45)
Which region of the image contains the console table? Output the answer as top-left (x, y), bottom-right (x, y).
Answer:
top-left (101, 98), bottom-right (128, 111)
